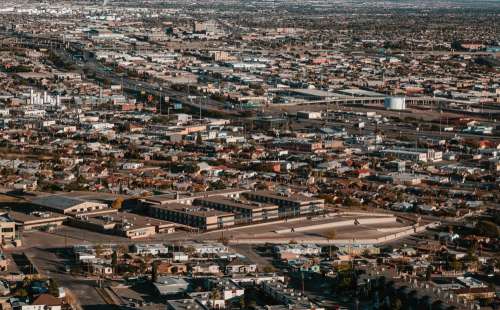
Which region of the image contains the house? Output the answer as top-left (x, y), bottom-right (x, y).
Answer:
top-left (287, 258), bottom-right (321, 273)
top-left (184, 242), bottom-right (229, 255)
top-left (225, 258), bottom-right (257, 274)
top-left (31, 294), bottom-right (62, 310)
top-left (273, 244), bottom-right (322, 257)
top-left (155, 262), bottom-right (187, 275)
top-left (190, 263), bottom-right (220, 275)
top-left (92, 264), bottom-right (113, 275)
top-left (131, 243), bottom-right (169, 256)
top-left (170, 252), bottom-right (189, 262)
top-left (209, 278), bottom-right (245, 301)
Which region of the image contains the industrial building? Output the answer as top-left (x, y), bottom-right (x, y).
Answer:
top-left (31, 195), bottom-right (108, 214)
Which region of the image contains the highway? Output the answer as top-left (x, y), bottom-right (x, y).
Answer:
top-left (3, 30), bottom-right (500, 135)
top-left (0, 30), bottom-right (237, 117)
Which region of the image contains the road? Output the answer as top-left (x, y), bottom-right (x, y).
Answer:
top-left (25, 246), bottom-right (106, 308)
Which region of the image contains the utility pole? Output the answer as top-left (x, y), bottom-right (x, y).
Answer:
top-left (159, 87), bottom-right (163, 114)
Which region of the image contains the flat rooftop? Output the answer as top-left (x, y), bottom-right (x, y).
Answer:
top-left (195, 196), bottom-right (278, 211)
top-left (150, 203), bottom-right (234, 218)
top-left (145, 188), bottom-right (246, 205)
top-left (246, 190), bottom-right (324, 203)
top-left (6, 210), bottom-right (67, 224)
top-left (79, 210), bottom-right (175, 230)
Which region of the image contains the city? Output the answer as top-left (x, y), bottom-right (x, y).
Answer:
top-left (0, 0), bottom-right (498, 309)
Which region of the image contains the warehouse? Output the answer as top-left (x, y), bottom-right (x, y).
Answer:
top-left (31, 195), bottom-right (108, 215)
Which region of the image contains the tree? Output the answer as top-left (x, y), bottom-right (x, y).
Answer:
top-left (196, 132), bottom-right (203, 145)
top-left (262, 266), bottom-right (276, 273)
top-left (111, 251), bottom-right (118, 272)
top-left (475, 220), bottom-right (499, 238)
top-left (15, 288), bottom-right (29, 297)
top-left (152, 260), bottom-right (160, 282)
top-left (112, 197), bottom-right (124, 210)
top-left (48, 279), bottom-right (59, 297)
top-left (425, 265), bottom-right (433, 281)
top-left (209, 180), bottom-right (226, 190)
top-left (450, 259), bottom-right (462, 271)
top-left (390, 297), bottom-right (403, 310)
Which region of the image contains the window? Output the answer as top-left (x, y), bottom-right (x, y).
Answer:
top-left (1, 228), bottom-right (13, 233)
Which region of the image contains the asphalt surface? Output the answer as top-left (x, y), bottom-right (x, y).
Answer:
top-left (25, 246), bottom-right (106, 307)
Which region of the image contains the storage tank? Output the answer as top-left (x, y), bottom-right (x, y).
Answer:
top-left (384, 97), bottom-right (406, 110)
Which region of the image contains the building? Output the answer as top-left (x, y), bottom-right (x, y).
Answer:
top-left (31, 195), bottom-right (108, 215)
top-left (225, 258), bottom-right (258, 274)
top-left (384, 97), bottom-right (406, 110)
top-left (0, 215), bottom-right (16, 243)
top-left (70, 210), bottom-right (175, 239)
top-left (454, 287), bottom-right (495, 301)
top-left (273, 244), bottom-right (322, 257)
top-left (190, 263), bottom-right (220, 275)
top-left (194, 196), bottom-right (279, 224)
top-left (167, 299), bottom-right (208, 310)
top-left (155, 262), bottom-right (188, 275)
top-left (131, 243), bottom-right (169, 256)
top-left (31, 294), bottom-right (62, 310)
top-left (272, 140), bottom-right (323, 153)
top-left (8, 211), bottom-right (67, 231)
top-left (381, 148), bottom-right (442, 163)
top-left (261, 282), bottom-right (323, 310)
top-left (380, 149), bottom-right (428, 162)
top-left (208, 278), bottom-right (245, 301)
top-left (243, 191), bottom-right (324, 217)
top-left (154, 276), bottom-right (190, 296)
top-left (148, 203), bottom-right (235, 230)
top-left (183, 242), bottom-right (229, 255)
top-left (144, 188), bottom-right (246, 206)
top-left (297, 111), bottom-right (322, 119)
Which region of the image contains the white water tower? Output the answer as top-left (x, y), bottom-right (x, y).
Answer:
top-left (384, 97), bottom-right (406, 110)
